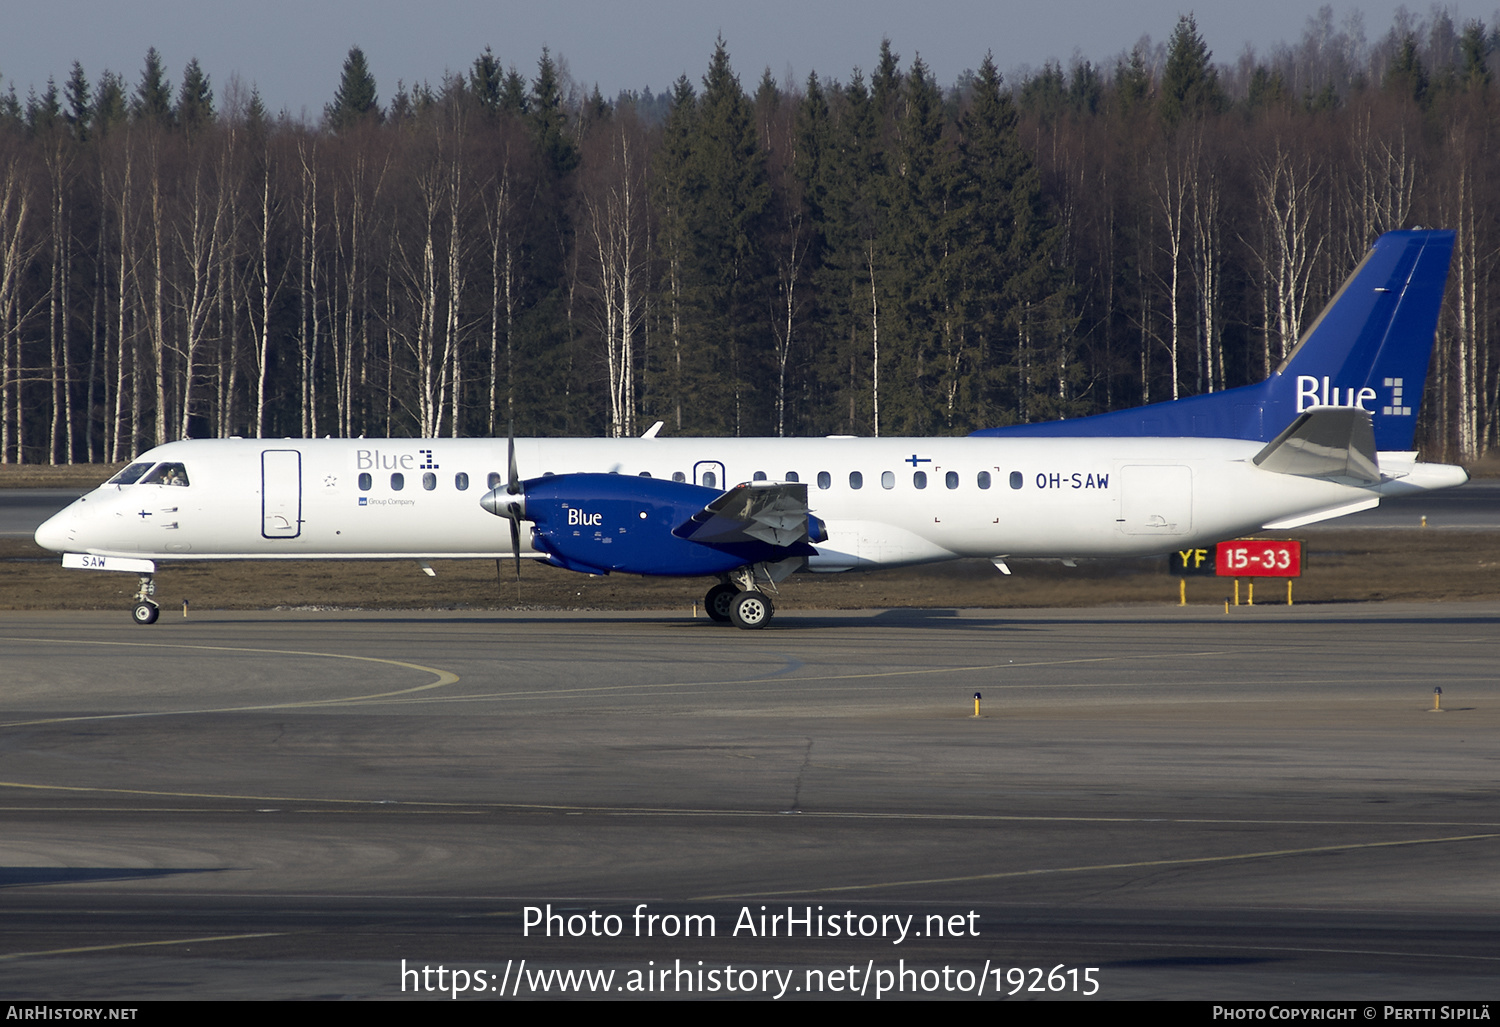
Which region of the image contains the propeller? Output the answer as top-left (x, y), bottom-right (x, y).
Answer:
top-left (481, 423), bottom-right (528, 579)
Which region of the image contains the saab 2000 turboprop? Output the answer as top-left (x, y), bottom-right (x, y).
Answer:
top-left (35, 229), bottom-right (1467, 627)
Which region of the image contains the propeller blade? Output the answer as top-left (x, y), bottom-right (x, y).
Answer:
top-left (505, 423), bottom-right (522, 580)
top-left (507, 422), bottom-right (521, 496)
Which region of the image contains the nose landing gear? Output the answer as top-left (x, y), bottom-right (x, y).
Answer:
top-left (131, 573), bottom-right (159, 625)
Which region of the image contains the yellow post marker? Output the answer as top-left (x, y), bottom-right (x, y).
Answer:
top-left (973, 692), bottom-right (982, 718)
top-left (1421, 515), bottom-right (1427, 528)
top-left (1224, 598), bottom-right (1230, 614)
top-left (1233, 579), bottom-right (1240, 606)
top-left (1248, 581), bottom-right (1255, 605)
top-left (182, 598), bottom-right (188, 618)
top-left (1431, 687), bottom-right (1443, 713)
top-left (1179, 579), bottom-right (1186, 606)
top-left (1287, 580), bottom-right (1294, 605)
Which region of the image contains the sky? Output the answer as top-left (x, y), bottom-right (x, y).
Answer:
top-left (5, 1), bottom-right (1499, 119)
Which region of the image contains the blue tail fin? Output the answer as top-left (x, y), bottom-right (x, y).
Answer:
top-left (973, 229), bottom-right (1455, 450)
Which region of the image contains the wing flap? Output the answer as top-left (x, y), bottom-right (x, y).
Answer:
top-left (672, 482), bottom-right (818, 548)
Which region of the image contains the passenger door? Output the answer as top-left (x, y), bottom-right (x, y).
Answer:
top-left (261, 450), bottom-right (303, 539)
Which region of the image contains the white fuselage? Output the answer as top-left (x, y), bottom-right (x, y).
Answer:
top-left (34, 434), bottom-right (1452, 571)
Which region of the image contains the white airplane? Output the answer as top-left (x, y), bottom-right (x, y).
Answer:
top-left (35, 229), bottom-right (1466, 627)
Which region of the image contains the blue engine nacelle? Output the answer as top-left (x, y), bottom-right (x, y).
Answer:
top-left (519, 473), bottom-right (819, 576)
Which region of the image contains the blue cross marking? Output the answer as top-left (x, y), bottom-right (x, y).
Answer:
top-left (905, 454), bottom-right (931, 467)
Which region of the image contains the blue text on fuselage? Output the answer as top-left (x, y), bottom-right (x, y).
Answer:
top-left (1035, 472), bottom-right (1111, 489)
top-left (355, 449), bottom-right (418, 470)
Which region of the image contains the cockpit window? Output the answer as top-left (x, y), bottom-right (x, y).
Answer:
top-left (107, 461), bottom-right (155, 485)
top-left (139, 462), bottom-right (190, 487)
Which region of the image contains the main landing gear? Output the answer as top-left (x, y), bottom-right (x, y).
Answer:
top-left (702, 569), bottom-right (776, 630)
top-left (131, 573), bottom-right (159, 625)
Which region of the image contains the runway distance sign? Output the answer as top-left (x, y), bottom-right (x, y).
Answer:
top-left (1215, 539), bottom-right (1303, 578)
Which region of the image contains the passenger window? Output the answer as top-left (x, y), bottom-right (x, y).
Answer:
top-left (1010, 471), bottom-right (1023, 490)
top-left (913, 471), bottom-right (927, 489)
top-left (639, 471), bottom-right (652, 477)
top-left (849, 471), bottom-right (863, 490)
top-left (487, 472), bottom-right (502, 489)
top-left (785, 471), bottom-right (799, 482)
top-left (702, 471), bottom-right (717, 489)
top-left (359, 473), bottom-right (372, 491)
top-left (391, 472), bottom-right (405, 491)
top-left (107, 461), bottom-right (155, 485)
top-left (817, 471), bottom-right (831, 489)
top-left (672, 471), bottom-right (686, 482)
top-left (455, 472), bottom-right (469, 490)
top-left (977, 471), bottom-right (991, 489)
top-left (753, 471), bottom-right (767, 481)
top-left (946, 471), bottom-right (958, 489)
top-left (882, 470), bottom-right (895, 489)
top-left (422, 472), bottom-right (436, 491)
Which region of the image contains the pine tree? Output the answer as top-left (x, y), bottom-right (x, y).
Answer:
top-left (387, 79), bottom-right (412, 122)
top-left (962, 55), bottom-right (1078, 424)
top-left (1159, 14), bottom-right (1225, 125)
top-left (1115, 46), bottom-right (1153, 116)
top-left (470, 46), bottom-right (503, 114)
top-left (0, 86), bottom-right (20, 128)
top-left (500, 68), bottom-right (529, 116)
top-left (793, 73), bottom-right (830, 227)
top-left (1458, 21), bottom-right (1491, 90)
top-left (1069, 61), bottom-right (1103, 115)
top-left (325, 46), bottom-right (380, 130)
top-left (649, 74), bottom-right (699, 431)
top-left (92, 71), bottom-right (127, 133)
top-left (26, 78), bottom-right (62, 135)
top-left (1246, 66), bottom-right (1291, 113)
top-left (872, 39), bottom-right (903, 126)
top-left (245, 86), bottom-right (269, 133)
top-left (176, 57), bottom-right (214, 134)
top-left (64, 62), bottom-right (91, 141)
top-left (1019, 62), bottom-right (1067, 122)
top-left (884, 54), bottom-right (952, 434)
top-left (685, 39), bottom-right (770, 433)
top-left (1384, 35), bottom-right (1429, 105)
top-left (529, 48), bottom-right (577, 176)
top-left (131, 47), bottom-right (174, 126)
top-left (811, 70), bottom-right (885, 434)
top-left (581, 84), bottom-right (610, 129)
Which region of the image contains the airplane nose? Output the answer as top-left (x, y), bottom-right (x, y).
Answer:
top-left (34, 507), bottom-right (75, 551)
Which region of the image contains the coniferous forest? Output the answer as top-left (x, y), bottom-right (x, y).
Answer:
top-left (1, 11), bottom-right (1498, 464)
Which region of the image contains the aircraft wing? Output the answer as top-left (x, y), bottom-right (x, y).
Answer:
top-left (1252, 407), bottom-right (1380, 485)
top-left (671, 482), bottom-right (820, 547)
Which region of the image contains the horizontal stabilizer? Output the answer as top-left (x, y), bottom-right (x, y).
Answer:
top-left (673, 482), bottom-right (818, 548)
top-left (1253, 408), bottom-right (1379, 485)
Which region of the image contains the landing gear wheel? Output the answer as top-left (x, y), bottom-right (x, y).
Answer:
top-left (704, 583), bottom-right (737, 623)
top-left (729, 590), bottom-right (773, 630)
top-left (131, 601), bottom-right (160, 625)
